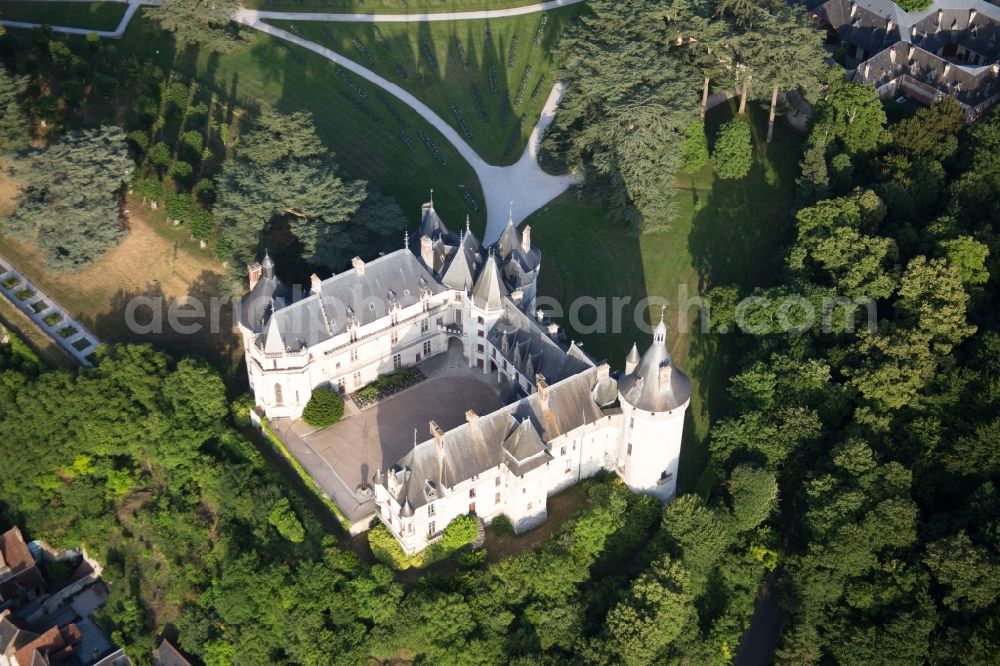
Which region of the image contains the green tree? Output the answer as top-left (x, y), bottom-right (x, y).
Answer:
top-left (215, 111), bottom-right (367, 269)
top-left (5, 127), bottom-right (133, 270)
top-left (939, 236), bottom-right (990, 286)
top-left (679, 120), bottom-right (710, 173)
top-left (268, 498), bottom-right (305, 543)
top-left (727, 464), bottom-right (779, 531)
top-left (810, 69), bottom-right (889, 156)
top-left (0, 66), bottom-right (30, 150)
top-left (605, 554), bottom-right (695, 666)
top-left (148, 0), bottom-right (244, 52)
top-left (925, 532), bottom-right (1000, 612)
top-left (712, 117), bottom-right (752, 179)
top-left (301, 387), bottom-right (344, 428)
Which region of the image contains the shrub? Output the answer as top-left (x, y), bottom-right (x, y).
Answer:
top-left (679, 120), bottom-right (710, 173)
top-left (60, 80), bottom-right (84, 106)
top-left (490, 514), bottom-right (514, 536)
top-left (135, 178), bottom-right (164, 202)
top-left (93, 73), bottom-right (118, 98)
top-left (57, 325), bottom-right (78, 338)
top-left (268, 498), bottom-right (305, 543)
top-left (126, 130), bottom-right (149, 152)
top-left (14, 288), bottom-right (34, 301)
top-left (165, 193), bottom-right (191, 222)
top-left (712, 117), bottom-right (753, 180)
top-left (441, 514), bottom-right (479, 550)
top-left (1, 276), bottom-right (21, 289)
top-left (190, 208), bottom-right (214, 240)
top-left (170, 160), bottom-right (194, 183)
top-left (302, 387), bottom-right (345, 428)
top-left (134, 95), bottom-right (158, 123)
top-left (48, 40), bottom-right (71, 63)
top-left (230, 393), bottom-right (256, 428)
top-left (163, 81), bottom-right (189, 111)
top-left (180, 130), bottom-right (203, 163)
top-left (148, 142), bottom-right (171, 168)
top-left (43, 312), bottom-right (63, 327)
top-left (194, 178), bottom-right (215, 203)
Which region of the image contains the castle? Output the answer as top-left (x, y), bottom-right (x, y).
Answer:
top-left (237, 201), bottom-right (691, 554)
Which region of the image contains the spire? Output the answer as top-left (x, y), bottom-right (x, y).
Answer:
top-left (261, 250), bottom-right (275, 279)
top-left (653, 309), bottom-right (667, 345)
top-left (625, 342), bottom-right (640, 375)
top-left (508, 200), bottom-right (514, 224)
top-left (429, 188), bottom-right (435, 208)
top-left (466, 215), bottom-right (471, 234)
top-left (404, 229), bottom-right (409, 250)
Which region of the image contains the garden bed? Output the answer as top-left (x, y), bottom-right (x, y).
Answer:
top-left (71, 338), bottom-right (92, 352)
top-left (57, 325), bottom-right (79, 339)
top-left (43, 312), bottom-right (63, 327)
top-left (14, 288), bottom-right (35, 301)
top-left (352, 367), bottom-right (425, 409)
top-left (1, 276), bottom-right (21, 289)
top-left (29, 300), bottom-right (49, 314)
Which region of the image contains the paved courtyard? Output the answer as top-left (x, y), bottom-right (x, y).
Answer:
top-left (271, 348), bottom-right (504, 526)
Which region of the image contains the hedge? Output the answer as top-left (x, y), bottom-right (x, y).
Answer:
top-left (369, 514), bottom-right (479, 570)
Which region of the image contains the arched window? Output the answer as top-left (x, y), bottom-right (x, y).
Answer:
top-left (274, 383), bottom-right (283, 406)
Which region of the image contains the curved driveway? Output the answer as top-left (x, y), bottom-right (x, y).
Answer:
top-left (234, 2), bottom-right (584, 243)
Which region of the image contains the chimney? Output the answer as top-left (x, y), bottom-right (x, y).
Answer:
top-left (310, 273), bottom-right (322, 295)
top-left (465, 410), bottom-right (480, 427)
top-left (547, 323), bottom-right (559, 337)
top-left (421, 235), bottom-right (434, 270)
top-left (511, 289), bottom-right (524, 304)
top-left (352, 257), bottom-right (365, 276)
top-left (535, 308), bottom-right (545, 323)
top-left (522, 225), bottom-right (531, 254)
top-left (886, 18), bottom-right (894, 32)
top-left (597, 363), bottom-right (610, 382)
top-left (536, 374), bottom-right (550, 410)
top-left (659, 363), bottom-right (674, 386)
top-left (248, 262), bottom-right (263, 290)
top-left (971, 9), bottom-right (977, 22)
top-left (430, 420), bottom-right (445, 452)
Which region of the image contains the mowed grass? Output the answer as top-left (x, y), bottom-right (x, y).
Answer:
top-left (268, 6), bottom-right (582, 163)
top-left (118, 12), bottom-right (487, 231)
top-left (530, 102), bottom-right (803, 491)
top-left (243, 0), bottom-right (563, 12)
top-left (0, 1), bottom-right (126, 30)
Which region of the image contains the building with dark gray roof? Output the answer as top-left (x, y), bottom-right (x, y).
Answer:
top-left (239, 200), bottom-right (691, 554)
top-left (814, 0), bottom-right (1000, 119)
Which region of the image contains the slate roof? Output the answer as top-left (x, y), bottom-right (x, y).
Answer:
top-left (156, 639), bottom-right (192, 666)
top-left (237, 253), bottom-right (293, 335)
top-left (0, 527), bottom-right (43, 598)
top-left (816, 0), bottom-right (1000, 106)
top-left (488, 302), bottom-right (595, 386)
top-left (471, 253), bottom-right (507, 310)
top-left (618, 320), bottom-right (692, 413)
top-left (0, 609), bottom-right (38, 656)
top-left (12, 623), bottom-right (80, 666)
top-left (386, 367), bottom-right (612, 510)
top-left (439, 224), bottom-right (483, 291)
top-left (253, 250), bottom-right (447, 352)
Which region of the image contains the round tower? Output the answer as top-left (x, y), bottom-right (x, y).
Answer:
top-left (616, 318), bottom-right (692, 502)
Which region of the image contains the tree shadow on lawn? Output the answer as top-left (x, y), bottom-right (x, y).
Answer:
top-left (90, 270), bottom-right (244, 384)
top-left (685, 104), bottom-right (804, 463)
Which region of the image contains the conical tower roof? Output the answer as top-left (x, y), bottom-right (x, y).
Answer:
top-left (618, 319), bottom-right (692, 412)
top-left (472, 252), bottom-right (506, 310)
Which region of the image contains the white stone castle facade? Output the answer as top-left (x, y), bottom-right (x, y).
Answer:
top-left (238, 202), bottom-right (691, 554)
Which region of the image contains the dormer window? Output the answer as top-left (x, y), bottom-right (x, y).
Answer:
top-left (368, 303), bottom-right (376, 311)
top-left (403, 289), bottom-right (411, 297)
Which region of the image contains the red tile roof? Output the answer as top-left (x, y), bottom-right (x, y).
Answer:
top-left (12, 623), bottom-right (80, 665)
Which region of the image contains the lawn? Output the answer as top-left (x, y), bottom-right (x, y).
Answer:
top-left (530, 102), bottom-right (803, 491)
top-left (0, 1), bottom-right (126, 30)
top-left (243, 0), bottom-right (566, 12)
top-left (117, 12), bottom-right (486, 238)
top-left (267, 5), bottom-right (583, 163)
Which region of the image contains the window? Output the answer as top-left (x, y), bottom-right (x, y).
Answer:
top-left (658, 471), bottom-right (674, 485)
top-left (428, 521), bottom-right (436, 535)
top-left (527, 502), bottom-right (533, 510)
top-left (629, 417), bottom-right (635, 430)
top-left (560, 446), bottom-right (566, 456)
top-left (350, 330), bottom-right (358, 343)
top-left (391, 330), bottom-right (399, 344)
top-left (627, 443), bottom-right (633, 456)
top-left (469, 487), bottom-right (476, 498)
top-left (478, 316), bottom-right (484, 324)
top-left (424, 341), bottom-right (432, 356)
top-left (393, 354), bottom-right (402, 369)
top-left (495, 476), bottom-right (501, 487)
top-left (428, 504), bottom-right (436, 516)
top-left (295, 391), bottom-right (299, 404)
top-left (495, 493), bottom-right (501, 505)
top-left (421, 319), bottom-right (429, 333)
top-left (478, 330), bottom-right (485, 338)
top-left (338, 378), bottom-right (346, 393)
top-left (403, 289), bottom-right (411, 297)
top-left (353, 371), bottom-right (362, 387)
top-left (368, 303), bottom-right (376, 311)
top-left (350, 348), bottom-right (358, 362)
top-left (477, 344), bottom-right (484, 353)
top-left (274, 383), bottom-right (283, 406)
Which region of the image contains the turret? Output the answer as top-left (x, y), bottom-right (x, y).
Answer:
top-left (616, 317), bottom-right (691, 501)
